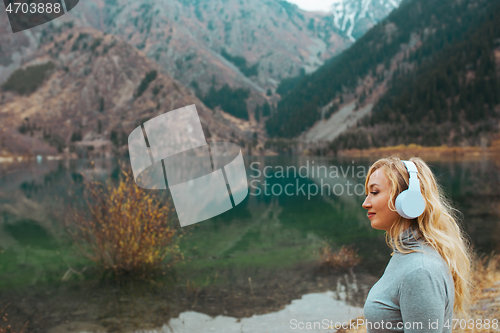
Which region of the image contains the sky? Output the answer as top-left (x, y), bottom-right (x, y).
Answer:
top-left (285, 0), bottom-right (338, 12)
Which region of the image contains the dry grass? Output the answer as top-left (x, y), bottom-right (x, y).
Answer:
top-left (462, 254), bottom-right (500, 333)
top-left (0, 304), bottom-right (12, 333)
top-left (64, 170), bottom-right (182, 278)
top-left (0, 304), bottom-right (26, 333)
top-left (338, 254), bottom-right (500, 333)
top-left (319, 244), bottom-right (361, 270)
top-left (338, 143), bottom-right (499, 161)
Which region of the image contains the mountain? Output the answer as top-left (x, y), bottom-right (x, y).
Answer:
top-left (0, 24), bottom-right (246, 158)
top-left (74, 0), bottom-right (348, 86)
top-left (331, 0), bottom-right (403, 41)
top-left (267, 0), bottom-right (500, 149)
top-left (0, 0), bottom-right (405, 155)
top-left (55, 0), bottom-right (356, 123)
top-left (0, 0), bottom-right (403, 129)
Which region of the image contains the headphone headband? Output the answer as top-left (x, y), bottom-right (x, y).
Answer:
top-left (403, 161), bottom-right (421, 193)
top-left (402, 160), bottom-right (418, 173)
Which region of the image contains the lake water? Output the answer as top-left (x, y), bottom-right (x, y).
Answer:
top-left (0, 156), bottom-right (499, 332)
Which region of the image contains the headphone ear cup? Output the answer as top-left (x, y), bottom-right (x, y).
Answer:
top-left (396, 190), bottom-right (426, 219)
top-left (395, 190), bottom-right (408, 217)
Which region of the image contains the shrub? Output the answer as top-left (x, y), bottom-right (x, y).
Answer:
top-left (110, 130), bottom-right (127, 147)
top-left (2, 62), bottom-right (55, 95)
top-left (65, 170), bottom-right (182, 277)
top-left (152, 84), bottom-right (163, 96)
top-left (70, 131), bottom-right (82, 142)
top-left (202, 84), bottom-right (250, 120)
top-left (319, 244), bottom-right (361, 270)
top-left (220, 49), bottom-right (258, 77)
top-left (90, 38), bottom-right (102, 53)
top-left (135, 70), bottom-right (157, 98)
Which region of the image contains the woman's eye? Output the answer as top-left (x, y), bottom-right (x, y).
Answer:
top-left (370, 191), bottom-right (378, 195)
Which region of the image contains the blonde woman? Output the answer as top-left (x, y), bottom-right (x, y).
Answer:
top-left (362, 157), bottom-right (472, 333)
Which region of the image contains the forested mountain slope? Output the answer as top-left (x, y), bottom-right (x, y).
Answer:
top-left (332, 0), bottom-right (500, 149)
top-left (267, 0), bottom-right (500, 148)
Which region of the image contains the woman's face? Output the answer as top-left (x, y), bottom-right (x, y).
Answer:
top-left (362, 168), bottom-right (400, 231)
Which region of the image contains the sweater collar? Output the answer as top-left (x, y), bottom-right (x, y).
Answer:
top-left (392, 225), bottom-right (424, 253)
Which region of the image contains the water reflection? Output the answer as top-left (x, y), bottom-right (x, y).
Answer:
top-left (162, 287), bottom-right (363, 333)
top-left (0, 156), bottom-right (499, 332)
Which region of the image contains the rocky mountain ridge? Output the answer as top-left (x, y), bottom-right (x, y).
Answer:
top-left (71, 0), bottom-right (349, 93)
top-left (0, 24), bottom-right (251, 158)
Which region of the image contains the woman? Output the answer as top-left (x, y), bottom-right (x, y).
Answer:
top-left (362, 157), bottom-right (472, 333)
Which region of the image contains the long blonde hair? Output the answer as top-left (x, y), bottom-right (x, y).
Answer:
top-left (365, 156), bottom-right (472, 316)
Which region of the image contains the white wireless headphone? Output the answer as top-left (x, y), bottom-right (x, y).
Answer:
top-left (395, 160), bottom-right (426, 219)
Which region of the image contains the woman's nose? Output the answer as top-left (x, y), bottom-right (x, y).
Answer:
top-left (362, 197), bottom-right (371, 209)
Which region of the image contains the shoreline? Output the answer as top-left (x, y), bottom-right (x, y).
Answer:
top-left (337, 144), bottom-right (500, 161)
top-left (2, 144), bottom-right (500, 162)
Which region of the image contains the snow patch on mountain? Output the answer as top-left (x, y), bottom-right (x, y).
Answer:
top-left (331, 0), bottom-right (403, 41)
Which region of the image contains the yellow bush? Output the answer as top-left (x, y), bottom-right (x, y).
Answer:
top-left (65, 170), bottom-right (181, 277)
top-left (320, 244), bottom-right (361, 270)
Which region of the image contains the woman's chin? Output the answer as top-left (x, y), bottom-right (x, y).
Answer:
top-left (370, 220), bottom-right (386, 231)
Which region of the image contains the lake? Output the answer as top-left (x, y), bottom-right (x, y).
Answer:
top-left (0, 156), bottom-right (499, 332)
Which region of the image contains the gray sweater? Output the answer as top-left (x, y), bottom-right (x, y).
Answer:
top-left (363, 226), bottom-right (454, 333)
